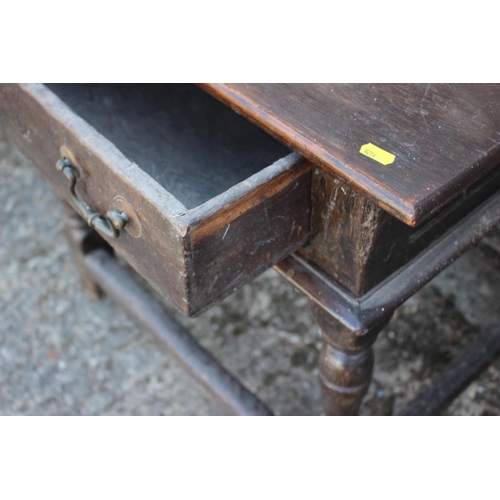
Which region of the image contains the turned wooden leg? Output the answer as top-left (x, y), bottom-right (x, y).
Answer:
top-left (62, 203), bottom-right (110, 299)
top-left (309, 301), bottom-right (391, 416)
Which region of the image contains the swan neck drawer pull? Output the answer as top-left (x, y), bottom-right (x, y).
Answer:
top-left (56, 157), bottom-right (129, 239)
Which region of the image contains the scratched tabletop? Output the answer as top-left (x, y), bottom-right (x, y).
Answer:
top-left (203, 84), bottom-right (500, 226)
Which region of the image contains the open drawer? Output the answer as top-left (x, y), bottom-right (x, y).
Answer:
top-left (0, 84), bottom-right (311, 316)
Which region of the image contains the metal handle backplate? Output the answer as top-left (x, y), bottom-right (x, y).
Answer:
top-left (56, 158), bottom-right (129, 239)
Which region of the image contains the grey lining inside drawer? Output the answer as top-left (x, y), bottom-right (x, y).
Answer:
top-left (46, 83), bottom-right (290, 209)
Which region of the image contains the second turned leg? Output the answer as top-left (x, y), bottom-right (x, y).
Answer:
top-left (309, 301), bottom-right (391, 416)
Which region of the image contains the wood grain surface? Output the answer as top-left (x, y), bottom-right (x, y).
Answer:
top-left (309, 162), bottom-right (500, 296)
top-left (201, 84), bottom-right (500, 226)
top-left (183, 154), bottom-right (311, 312)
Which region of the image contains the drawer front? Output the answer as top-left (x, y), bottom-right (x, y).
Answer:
top-left (0, 83), bottom-right (311, 316)
top-left (184, 154), bottom-right (311, 313)
top-left (0, 83), bottom-right (192, 311)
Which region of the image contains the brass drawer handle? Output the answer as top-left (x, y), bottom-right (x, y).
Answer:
top-left (56, 158), bottom-right (129, 239)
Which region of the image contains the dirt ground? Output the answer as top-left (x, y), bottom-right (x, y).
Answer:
top-left (1, 138), bottom-right (500, 415)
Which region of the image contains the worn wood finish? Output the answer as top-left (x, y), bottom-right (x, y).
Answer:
top-left (184, 158), bottom-right (311, 308)
top-left (310, 165), bottom-right (500, 296)
top-left (275, 185), bottom-right (500, 335)
top-left (0, 83), bottom-right (189, 312)
top-left (0, 84), bottom-right (311, 316)
top-left (398, 325), bottom-right (500, 416)
top-left (310, 167), bottom-right (410, 295)
top-left (201, 83), bottom-right (500, 226)
top-left (5, 82), bottom-right (500, 416)
top-left (310, 301), bottom-right (391, 415)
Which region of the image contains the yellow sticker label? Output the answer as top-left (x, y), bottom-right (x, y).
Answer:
top-left (359, 143), bottom-right (395, 166)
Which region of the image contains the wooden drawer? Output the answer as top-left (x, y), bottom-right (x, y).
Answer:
top-left (0, 84), bottom-right (311, 316)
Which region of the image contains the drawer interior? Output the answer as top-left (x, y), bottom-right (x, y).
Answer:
top-left (46, 83), bottom-right (290, 209)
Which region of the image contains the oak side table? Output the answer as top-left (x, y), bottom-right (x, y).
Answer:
top-left (1, 83), bottom-right (500, 415)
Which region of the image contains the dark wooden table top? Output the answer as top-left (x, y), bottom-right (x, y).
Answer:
top-left (201, 84), bottom-right (500, 226)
